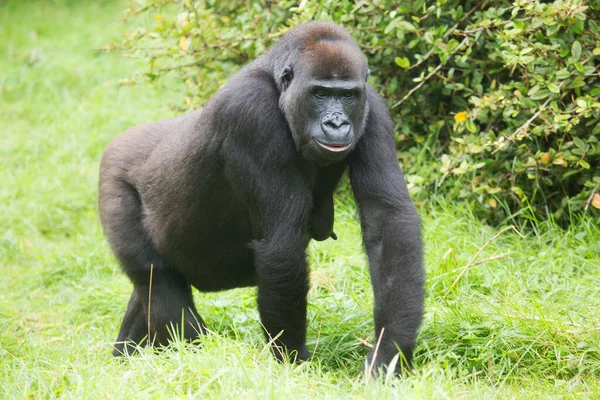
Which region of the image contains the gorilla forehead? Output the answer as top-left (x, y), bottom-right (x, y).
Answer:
top-left (273, 22), bottom-right (367, 81)
top-left (300, 40), bottom-right (366, 80)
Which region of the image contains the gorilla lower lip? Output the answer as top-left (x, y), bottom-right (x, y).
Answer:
top-left (317, 141), bottom-right (351, 152)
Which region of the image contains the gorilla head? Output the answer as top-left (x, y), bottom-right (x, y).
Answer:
top-left (273, 23), bottom-right (370, 164)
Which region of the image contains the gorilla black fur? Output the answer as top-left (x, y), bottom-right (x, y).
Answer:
top-left (99, 21), bottom-right (424, 374)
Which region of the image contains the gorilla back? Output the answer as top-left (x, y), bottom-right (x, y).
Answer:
top-left (99, 21), bottom-right (424, 375)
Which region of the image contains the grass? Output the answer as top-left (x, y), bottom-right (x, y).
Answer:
top-left (1, 1), bottom-right (599, 398)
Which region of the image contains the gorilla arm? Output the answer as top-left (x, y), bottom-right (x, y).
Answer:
top-left (224, 146), bottom-right (313, 362)
top-left (308, 163), bottom-right (346, 241)
top-left (348, 88), bottom-right (424, 374)
top-left (219, 74), bottom-right (313, 361)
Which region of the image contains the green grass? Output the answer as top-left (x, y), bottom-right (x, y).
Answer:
top-left (1, 1), bottom-right (599, 398)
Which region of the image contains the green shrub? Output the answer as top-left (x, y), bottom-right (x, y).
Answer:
top-left (106, 0), bottom-right (600, 225)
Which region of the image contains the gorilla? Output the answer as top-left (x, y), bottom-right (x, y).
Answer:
top-left (99, 21), bottom-right (424, 374)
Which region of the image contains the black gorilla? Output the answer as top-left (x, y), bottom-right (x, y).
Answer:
top-left (99, 21), bottom-right (424, 374)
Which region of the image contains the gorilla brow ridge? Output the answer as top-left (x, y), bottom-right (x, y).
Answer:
top-left (302, 41), bottom-right (365, 79)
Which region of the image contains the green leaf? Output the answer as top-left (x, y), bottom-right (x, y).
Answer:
top-left (446, 39), bottom-right (459, 53)
top-left (567, 76), bottom-right (585, 89)
top-left (571, 40), bottom-right (582, 61)
top-left (548, 83), bottom-right (560, 94)
top-left (398, 21), bottom-right (417, 32)
top-left (573, 137), bottom-right (586, 150)
top-left (555, 69), bottom-right (570, 80)
top-left (466, 119), bottom-right (478, 133)
top-left (394, 57), bottom-right (410, 69)
top-left (407, 38), bottom-right (420, 49)
top-left (528, 84), bottom-right (540, 96)
top-left (530, 89), bottom-right (551, 100)
top-left (570, 19), bottom-right (584, 35)
top-left (546, 24), bottom-right (560, 36)
top-left (590, 88), bottom-right (600, 96)
top-left (520, 47), bottom-right (533, 55)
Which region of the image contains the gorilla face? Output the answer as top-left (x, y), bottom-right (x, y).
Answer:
top-left (278, 41), bottom-right (369, 164)
top-left (304, 78), bottom-right (367, 160)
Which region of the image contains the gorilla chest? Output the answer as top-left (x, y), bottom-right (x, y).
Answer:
top-left (144, 162), bottom-right (343, 272)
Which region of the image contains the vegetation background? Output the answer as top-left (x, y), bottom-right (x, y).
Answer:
top-left (111, 0), bottom-right (600, 226)
top-left (1, 0), bottom-right (599, 398)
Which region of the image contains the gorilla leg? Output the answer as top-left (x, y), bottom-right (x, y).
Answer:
top-left (99, 178), bottom-right (206, 355)
top-left (113, 290), bottom-right (147, 356)
top-left (138, 270), bottom-right (206, 347)
top-left (113, 273), bottom-right (206, 356)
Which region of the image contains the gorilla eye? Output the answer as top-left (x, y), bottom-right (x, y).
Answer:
top-left (342, 92), bottom-right (355, 99)
top-left (315, 89), bottom-right (328, 98)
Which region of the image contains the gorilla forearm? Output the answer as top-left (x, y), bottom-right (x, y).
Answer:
top-left (308, 163), bottom-right (346, 241)
top-left (365, 209), bottom-right (424, 369)
top-left (252, 236), bottom-right (310, 361)
top-left (349, 88), bottom-right (425, 374)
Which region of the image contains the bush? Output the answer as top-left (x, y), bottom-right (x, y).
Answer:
top-left (106, 0), bottom-right (600, 225)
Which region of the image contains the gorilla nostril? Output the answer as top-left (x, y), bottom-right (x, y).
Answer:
top-left (323, 117), bottom-right (349, 129)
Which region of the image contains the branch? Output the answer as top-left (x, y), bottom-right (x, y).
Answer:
top-left (367, 327), bottom-right (385, 378)
top-left (392, 35), bottom-right (470, 109)
top-left (409, 2), bottom-right (484, 71)
top-left (150, 60), bottom-right (205, 73)
top-left (147, 263), bottom-right (154, 347)
top-left (491, 95), bottom-right (553, 155)
top-left (90, 45), bottom-right (167, 52)
top-left (584, 182), bottom-right (600, 212)
top-left (188, 32), bottom-right (283, 53)
top-left (91, 32), bottom-right (284, 55)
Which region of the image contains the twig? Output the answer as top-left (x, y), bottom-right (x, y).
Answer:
top-left (187, 32), bottom-right (283, 53)
top-left (443, 225), bottom-right (521, 299)
top-left (90, 45), bottom-right (167, 52)
top-left (258, 319), bottom-right (286, 362)
top-left (491, 96), bottom-right (553, 154)
top-left (91, 32), bottom-right (283, 55)
top-left (367, 327), bottom-right (385, 377)
top-left (440, 247), bottom-right (457, 265)
top-left (123, 3), bottom-right (155, 21)
top-left (150, 60), bottom-right (205, 74)
top-left (392, 35), bottom-right (470, 109)
top-left (584, 182), bottom-right (600, 211)
top-left (147, 263), bottom-right (154, 347)
top-left (393, 63), bottom-right (443, 109)
top-left (437, 151), bottom-right (464, 187)
top-left (356, 336), bottom-right (374, 348)
top-left (313, 322), bottom-right (323, 356)
top-left (409, 2), bottom-right (483, 71)
top-left (471, 254), bottom-right (510, 266)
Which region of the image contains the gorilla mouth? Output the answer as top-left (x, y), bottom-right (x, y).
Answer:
top-left (316, 141), bottom-right (351, 153)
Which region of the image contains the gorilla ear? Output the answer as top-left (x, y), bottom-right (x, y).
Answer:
top-left (365, 68), bottom-right (370, 82)
top-left (280, 65), bottom-right (294, 90)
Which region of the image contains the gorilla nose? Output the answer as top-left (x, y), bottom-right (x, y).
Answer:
top-left (320, 115), bottom-right (351, 143)
top-left (325, 113), bottom-right (347, 128)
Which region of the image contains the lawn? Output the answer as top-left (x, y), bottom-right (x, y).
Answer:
top-left (1, 1), bottom-right (599, 398)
